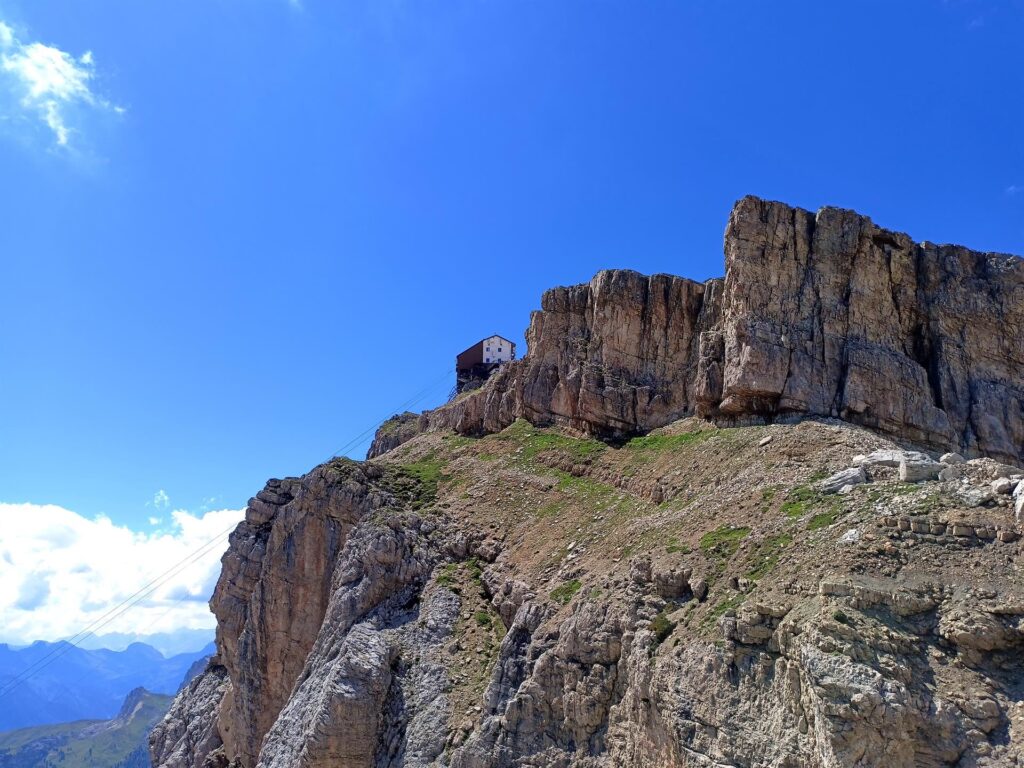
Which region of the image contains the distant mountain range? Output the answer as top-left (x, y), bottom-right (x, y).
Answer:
top-left (71, 628), bottom-right (215, 658)
top-left (0, 687), bottom-right (173, 768)
top-left (0, 640), bottom-right (214, 731)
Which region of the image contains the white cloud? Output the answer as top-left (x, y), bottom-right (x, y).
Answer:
top-left (1007, 185), bottom-right (1021, 196)
top-left (152, 489), bottom-right (170, 509)
top-left (0, 18), bottom-right (119, 147)
top-left (0, 502), bottom-right (244, 645)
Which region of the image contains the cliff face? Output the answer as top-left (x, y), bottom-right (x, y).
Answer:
top-left (378, 197), bottom-right (1023, 464)
top-left (152, 198), bottom-right (1024, 768)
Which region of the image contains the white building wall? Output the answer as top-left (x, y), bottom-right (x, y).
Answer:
top-left (481, 335), bottom-right (514, 365)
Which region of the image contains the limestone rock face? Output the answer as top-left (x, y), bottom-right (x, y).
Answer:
top-left (208, 463), bottom-right (452, 768)
top-left (371, 197), bottom-right (1023, 465)
top-left (149, 663), bottom-right (229, 768)
top-left (704, 198), bottom-right (1023, 463)
top-left (153, 197), bottom-right (1024, 768)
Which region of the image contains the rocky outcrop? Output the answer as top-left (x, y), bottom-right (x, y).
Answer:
top-left (369, 412), bottom-right (427, 459)
top-left (149, 664), bottom-right (229, 768)
top-left (153, 197), bottom-right (1024, 768)
top-left (152, 409), bottom-right (1024, 768)
top-left (701, 199), bottom-right (1023, 462)
top-left (371, 197), bottom-right (1023, 464)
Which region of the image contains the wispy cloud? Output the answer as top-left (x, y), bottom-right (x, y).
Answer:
top-left (0, 502), bottom-right (244, 645)
top-left (151, 489), bottom-right (170, 509)
top-left (0, 19), bottom-right (120, 148)
top-left (1007, 184), bottom-right (1022, 196)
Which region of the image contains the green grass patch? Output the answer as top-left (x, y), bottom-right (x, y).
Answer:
top-left (474, 611), bottom-right (492, 628)
top-left (705, 593), bottom-right (746, 624)
top-left (435, 559), bottom-right (483, 592)
top-left (808, 511), bottom-right (837, 530)
top-left (745, 533), bottom-right (793, 580)
top-left (624, 429), bottom-right (718, 453)
top-left (699, 525), bottom-right (751, 558)
top-left (435, 563), bottom-right (459, 588)
top-left (865, 483), bottom-right (920, 507)
top-left (649, 609), bottom-right (677, 644)
top-left (536, 500), bottom-right (565, 518)
top-left (761, 487), bottom-right (777, 503)
top-left (397, 454), bottom-right (447, 508)
top-left (781, 485), bottom-right (816, 518)
top-left (550, 579), bottom-right (583, 605)
top-left (498, 419), bottom-right (606, 464)
top-left (553, 472), bottom-right (633, 517)
top-left (440, 433), bottom-right (476, 449)
top-left (665, 536), bottom-right (691, 555)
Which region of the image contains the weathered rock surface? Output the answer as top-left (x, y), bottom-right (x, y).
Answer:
top-left (900, 456), bottom-right (942, 483)
top-left (820, 466), bottom-right (866, 494)
top-left (371, 197), bottom-right (1023, 465)
top-left (149, 663), bottom-right (229, 768)
top-left (368, 412), bottom-right (427, 459)
top-left (153, 197), bottom-right (1024, 768)
top-left (152, 414), bottom-right (1024, 768)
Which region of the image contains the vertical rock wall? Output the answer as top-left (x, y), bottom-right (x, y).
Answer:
top-left (698, 197), bottom-right (1024, 462)
top-left (378, 196), bottom-right (1023, 464)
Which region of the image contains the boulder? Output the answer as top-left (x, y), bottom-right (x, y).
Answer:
top-left (992, 477), bottom-right (1015, 495)
top-left (691, 578), bottom-right (708, 602)
top-left (854, 449), bottom-right (929, 469)
top-left (939, 466), bottom-right (963, 481)
top-left (940, 452), bottom-right (966, 465)
top-left (900, 458), bottom-right (942, 483)
top-left (654, 567), bottom-right (690, 598)
top-left (821, 467), bottom-right (867, 494)
top-left (960, 487), bottom-right (995, 508)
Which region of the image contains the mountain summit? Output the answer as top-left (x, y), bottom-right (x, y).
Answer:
top-left (371, 196), bottom-right (1023, 465)
top-left (152, 198), bottom-right (1024, 768)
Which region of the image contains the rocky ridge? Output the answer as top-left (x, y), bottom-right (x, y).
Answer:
top-left (371, 196), bottom-right (1023, 465)
top-left (152, 199), bottom-right (1024, 768)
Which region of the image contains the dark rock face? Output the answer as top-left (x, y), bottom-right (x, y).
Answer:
top-left (371, 197), bottom-right (1023, 464)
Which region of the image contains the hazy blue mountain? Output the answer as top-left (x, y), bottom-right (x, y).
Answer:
top-left (0, 687), bottom-right (173, 768)
top-left (72, 628), bottom-right (215, 658)
top-left (0, 641), bottom-right (214, 731)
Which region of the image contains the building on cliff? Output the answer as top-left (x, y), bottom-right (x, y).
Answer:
top-left (455, 334), bottom-right (516, 394)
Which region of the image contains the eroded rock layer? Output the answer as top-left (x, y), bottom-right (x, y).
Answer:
top-left (375, 197), bottom-right (1023, 464)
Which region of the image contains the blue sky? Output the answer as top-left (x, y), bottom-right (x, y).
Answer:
top-left (0, 0), bottom-right (1021, 589)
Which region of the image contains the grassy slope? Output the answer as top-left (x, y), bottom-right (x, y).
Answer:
top-left (0, 690), bottom-right (172, 768)
top-left (376, 416), bottom-right (1021, 647)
